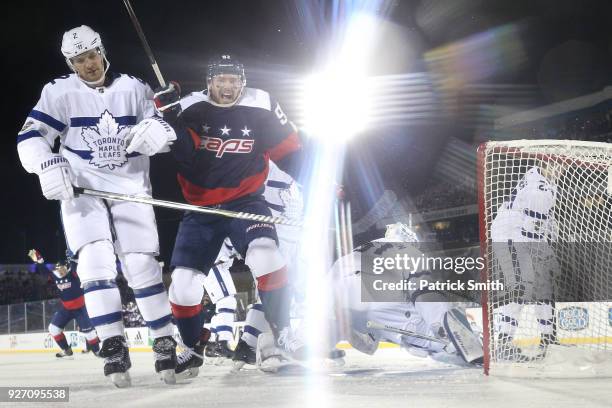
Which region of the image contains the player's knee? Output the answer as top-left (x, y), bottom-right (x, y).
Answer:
top-left (169, 267), bottom-right (204, 306)
top-left (245, 237), bottom-right (286, 278)
top-left (119, 252), bottom-right (161, 289)
top-left (48, 323), bottom-right (62, 336)
top-left (78, 240), bottom-right (117, 283)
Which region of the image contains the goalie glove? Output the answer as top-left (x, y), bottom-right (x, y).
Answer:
top-left (37, 155), bottom-right (74, 200)
top-left (125, 116), bottom-right (177, 156)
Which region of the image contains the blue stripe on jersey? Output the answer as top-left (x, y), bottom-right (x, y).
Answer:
top-left (265, 201), bottom-right (285, 213)
top-left (212, 266), bottom-right (229, 297)
top-left (217, 308), bottom-right (235, 314)
top-left (251, 303), bottom-right (264, 312)
top-left (64, 145), bottom-right (141, 159)
top-left (70, 115), bottom-right (137, 127)
top-left (29, 110), bottom-right (66, 132)
top-left (133, 283), bottom-right (166, 299)
top-left (17, 130), bottom-right (43, 143)
top-left (266, 180), bottom-right (291, 189)
top-left (214, 325), bottom-right (233, 333)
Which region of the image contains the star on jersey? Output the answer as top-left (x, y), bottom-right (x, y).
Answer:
top-left (220, 125), bottom-right (231, 136)
top-left (241, 126), bottom-right (252, 137)
top-left (201, 124), bottom-right (211, 134)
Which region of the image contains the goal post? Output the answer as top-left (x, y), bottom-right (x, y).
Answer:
top-left (478, 139), bottom-right (612, 377)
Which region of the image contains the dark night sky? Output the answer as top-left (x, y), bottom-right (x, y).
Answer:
top-left (3, 0), bottom-right (612, 263)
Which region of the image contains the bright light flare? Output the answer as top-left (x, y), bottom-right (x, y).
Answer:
top-left (299, 13), bottom-right (380, 142)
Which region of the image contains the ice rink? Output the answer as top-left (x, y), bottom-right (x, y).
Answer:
top-left (1, 348), bottom-right (611, 408)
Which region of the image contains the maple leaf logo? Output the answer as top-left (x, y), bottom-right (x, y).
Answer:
top-left (81, 110), bottom-right (128, 170)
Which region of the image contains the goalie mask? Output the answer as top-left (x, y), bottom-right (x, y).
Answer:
top-left (61, 25), bottom-right (110, 86)
top-left (206, 54), bottom-right (246, 107)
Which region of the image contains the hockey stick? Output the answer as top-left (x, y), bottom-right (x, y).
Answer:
top-left (122, 0), bottom-right (166, 87)
top-left (73, 187), bottom-right (302, 227)
top-left (366, 320), bottom-right (448, 345)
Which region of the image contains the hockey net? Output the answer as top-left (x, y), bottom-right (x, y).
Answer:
top-left (478, 139), bottom-right (612, 377)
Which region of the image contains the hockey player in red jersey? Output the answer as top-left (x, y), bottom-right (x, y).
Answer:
top-left (127, 54), bottom-right (305, 378)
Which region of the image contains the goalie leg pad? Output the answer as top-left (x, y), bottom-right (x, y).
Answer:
top-left (443, 308), bottom-right (484, 365)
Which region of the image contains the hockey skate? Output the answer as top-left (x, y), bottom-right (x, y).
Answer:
top-left (205, 340), bottom-right (233, 365)
top-left (496, 333), bottom-right (531, 363)
top-left (175, 344), bottom-right (204, 380)
top-left (55, 348), bottom-right (73, 359)
top-left (256, 327), bottom-right (307, 373)
top-left (152, 336), bottom-right (177, 384)
top-left (99, 336), bottom-right (132, 388)
top-left (232, 339), bottom-right (256, 371)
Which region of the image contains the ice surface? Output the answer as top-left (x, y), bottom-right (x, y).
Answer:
top-left (0, 348), bottom-right (611, 408)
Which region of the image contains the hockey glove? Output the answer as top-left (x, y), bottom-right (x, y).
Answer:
top-left (154, 81), bottom-right (181, 121)
top-left (125, 116), bottom-right (177, 156)
top-left (28, 249), bottom-right (44, 264)
top-left (37, 155), bottom-right (74, 200)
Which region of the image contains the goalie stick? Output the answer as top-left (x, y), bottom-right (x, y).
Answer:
top-left (73, 187), bottom-right (302, 227)
top-left (366, 320), bottom-right (448, 345)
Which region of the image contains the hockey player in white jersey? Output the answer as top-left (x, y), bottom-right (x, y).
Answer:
top-left (16, 25), bottom-right (177, 387)
top-left (256, 223), bottom-right (483, 370)
top-left (490, 166), bottom-right (559, 360)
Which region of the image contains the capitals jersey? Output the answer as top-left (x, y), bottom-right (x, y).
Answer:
top-left (52, 265), bottom-right (85, 310)
top-left (491, 167), bottom-right (557, 242)
top-left (173, 87), bottom-right (301, 205)
top-left (17, 72), bottom-right (155, 195)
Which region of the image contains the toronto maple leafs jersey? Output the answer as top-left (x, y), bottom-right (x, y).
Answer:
top-left (17, 73), bottom-right (155, 195)
top-left (491, 167), bottom-right (557, 242)
top-left (172, 87), bottom-right (301, 205)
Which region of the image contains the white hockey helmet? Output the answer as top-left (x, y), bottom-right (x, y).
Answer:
top-left (383, 222), bottom-right (419, 242)
top-left (61, 25), bottom-right (110, 84)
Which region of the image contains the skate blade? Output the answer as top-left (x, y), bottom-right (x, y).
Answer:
top-left (175, 366), bottom-right (199, 381)
top-left (109, 371), bottom-right (131, 388)
top-left (159, 369), bottom-right (176, 385)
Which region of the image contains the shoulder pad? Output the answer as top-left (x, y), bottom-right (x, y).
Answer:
top-left (237, 87), bottom-right (272, 110)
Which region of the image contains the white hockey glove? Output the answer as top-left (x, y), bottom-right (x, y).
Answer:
top-left (125, 116), bottom-right (177, 156)
top-left (37, 155), bottom-right (74, 200)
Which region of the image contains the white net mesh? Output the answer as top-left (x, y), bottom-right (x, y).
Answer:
top-left (478, 140), bottom-right (612, 377)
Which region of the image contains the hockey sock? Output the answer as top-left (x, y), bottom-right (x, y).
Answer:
top-left (535, 301), bottom-right (555, 336)
top-left (83, 329), bottom-right (100, 353)
top-left (53, 333), bottom-right (70, 350)
top-left (211, 296), bottom-right (236, 342)
top-left (171, 303), bottom-right (203, 348)
top-left (257, 269), bottom-right (290, 333)
top-left (82, 280), bottom-right (124, 341)
top-left (242, 303), bottom-right (268, 348)
top-left (494, 302), bottom-right (522, 338)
